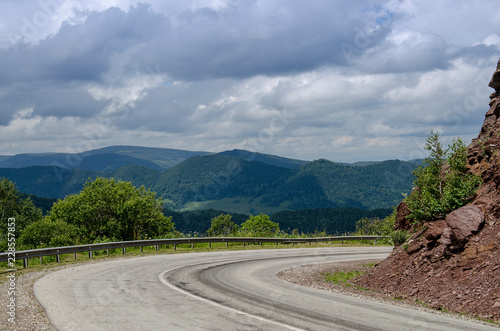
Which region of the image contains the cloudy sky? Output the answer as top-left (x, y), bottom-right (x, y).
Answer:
top-left (0, 0), bottom-right (498, 163)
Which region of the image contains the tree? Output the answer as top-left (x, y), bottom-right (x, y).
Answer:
top-left (240, 214), bottom-right (279, 237)
top-left (0, 178), bottom-right (42, 251)
top-left (206, 214), bottom-right (239, 237)
top-left (47, 177), bottom-right (175, 243)
top-left (354, 216), bottom-right (394, 236)
top-left (406, 132), bottom-right (481, 222)
top-left (19, 218), bottom-right (78, 249)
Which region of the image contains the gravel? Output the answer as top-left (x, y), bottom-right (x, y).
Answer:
top-left (1, 268), bottom-right (57, 331)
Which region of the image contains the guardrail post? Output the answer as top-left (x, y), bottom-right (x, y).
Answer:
top-left (40, 256), bottom-right (43, 264)
top-left (191, 243), bottom-right (194, 249)
top-left (89, 250), bottom-right (93, 259)
top-left (374, 239), bottom-right (377, 245)
top-left (259, 242), bottom-right (262, 246)
top-left (140, 246), bottom-right (143, 253)
top-left (243, 242), bottom-right (245, 247)
top-left (107, 249), bottom-right (109, 256)
top-left (123, 247), bottom-right (126, 255)
top-left (226, 242), bottom-right (228, 248)
top-left (174, 244), bottom-right (176, 251)
top-left (56, 255), bottom-right (60, 263)
top-left (341, 240), bottom-right (344, 245)
top-left (23, 259), bottom-right (28, 268)
top-left (156, 245), bottom-right (159, 251)
top-left (209, 242), bottom-right (211, 248)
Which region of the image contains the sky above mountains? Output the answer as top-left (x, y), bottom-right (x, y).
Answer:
top-left (0, 0), bottom-right (498, 162)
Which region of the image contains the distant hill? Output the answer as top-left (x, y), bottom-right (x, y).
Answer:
top-left (0, 145), bottom-right (210, 171)
top-left (0, 146), bottom-right (311, 172)
top-left (0, 153), bottom-right (417, 213)
top-left (217, 149), bottom-right (308, 168)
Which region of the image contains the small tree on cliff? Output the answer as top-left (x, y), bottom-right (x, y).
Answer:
top-left (406, 131), bottom-right (481, 222)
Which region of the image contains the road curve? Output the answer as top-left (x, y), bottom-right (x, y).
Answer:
top-left (34, 247), bottom-right (497, 330)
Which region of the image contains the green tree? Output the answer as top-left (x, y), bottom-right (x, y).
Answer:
top-left (48, 177), bottom-right (175, 243)
top-left (206, 214), bottom-right (239, 237)
top-left (406, 132), bottom-right (481, 222)
top-left (19, 218), bottom-right (78, 249)
top-left (240, 214), bottom-right (279, 237)
top-left (0, 178), bottom-right (42, 251)
top-left (354, 215), bottom-right (394, 236)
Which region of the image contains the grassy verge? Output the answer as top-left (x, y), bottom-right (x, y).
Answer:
top-left (324, 270), bottom-right (363, 287)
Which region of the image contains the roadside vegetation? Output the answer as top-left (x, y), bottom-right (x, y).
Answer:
top-left (405, 131), bottom-right (481, 223)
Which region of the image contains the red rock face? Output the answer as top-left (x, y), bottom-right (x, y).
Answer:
top-left (357, 59), bottom-right (500, 321)
top-left (394, 201), bottom-right (412, 232)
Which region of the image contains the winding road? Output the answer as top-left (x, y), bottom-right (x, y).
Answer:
top-left (35, 247), bottom-right (497, 330)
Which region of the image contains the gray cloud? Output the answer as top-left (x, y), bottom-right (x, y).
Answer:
top-left (0, 0), bottom-right (498, 162)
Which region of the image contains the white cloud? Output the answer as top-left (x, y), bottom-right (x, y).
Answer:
top-left (483, 34), bottom-right (500, 47)
top-left (331, 135), bottom-right (354, 147)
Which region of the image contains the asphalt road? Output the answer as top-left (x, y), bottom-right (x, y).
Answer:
top-left (34, 247), bottom-right (498, 330)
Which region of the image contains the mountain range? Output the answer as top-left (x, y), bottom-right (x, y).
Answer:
top-left (0, 146), bottom-right (419, 214)
top-left (0, 145), bottom-right (210, 171)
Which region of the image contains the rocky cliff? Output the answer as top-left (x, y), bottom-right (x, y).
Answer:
top-left (357, 59), bottom-right (500, 322)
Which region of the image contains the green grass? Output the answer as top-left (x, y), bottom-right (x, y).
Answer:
top-left (323, 270), bottom-right (364, 286)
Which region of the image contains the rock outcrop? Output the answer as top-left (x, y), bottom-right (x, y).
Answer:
top-left (357, 59), bottom-right (500, 321)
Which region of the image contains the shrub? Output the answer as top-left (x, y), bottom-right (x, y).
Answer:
top-left (47, 177), bottom-right (175, 243)
top-left (19, 218), bottom-right (78, 249)
top-left (354, 212), bottom-right (395, 236)
top-left (390, 230), bottom-right (410, 246)
top-left (206, 214), bottom-right (239, 237)
top-left (240, 214), bottom-right (279, 237)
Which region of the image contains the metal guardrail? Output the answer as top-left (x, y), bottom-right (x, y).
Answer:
top-left (0, 236), bottom-right (389, 268)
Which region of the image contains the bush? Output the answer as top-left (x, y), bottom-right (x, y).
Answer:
top-left (390, 230), bottom-right (410, 246)
top-left (206, 214), bottom-right (239, 237)
top-left (19, 218), bottom-right (78, 249)
top-left (47, 177), bottom-right (175, 243)
top-left (354, 213), bottom-right (395, 236)
top-left (240, 214), bottom-right (279, 237)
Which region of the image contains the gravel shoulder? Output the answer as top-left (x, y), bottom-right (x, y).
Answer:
top-left (1, 268), bottom-right (57, 331)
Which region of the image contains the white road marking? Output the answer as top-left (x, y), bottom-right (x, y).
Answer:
top-left (158, 265), bottom-right (306, 331)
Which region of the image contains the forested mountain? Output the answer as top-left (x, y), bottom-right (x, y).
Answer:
top-left (0, 152), bottom-right (417, 213)
top-left (0, 146), bottom-right (210, 171)
top-left (0, 146), bottom-right (308, 171)
top-left (217, 149), bottom-right (308, 168)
